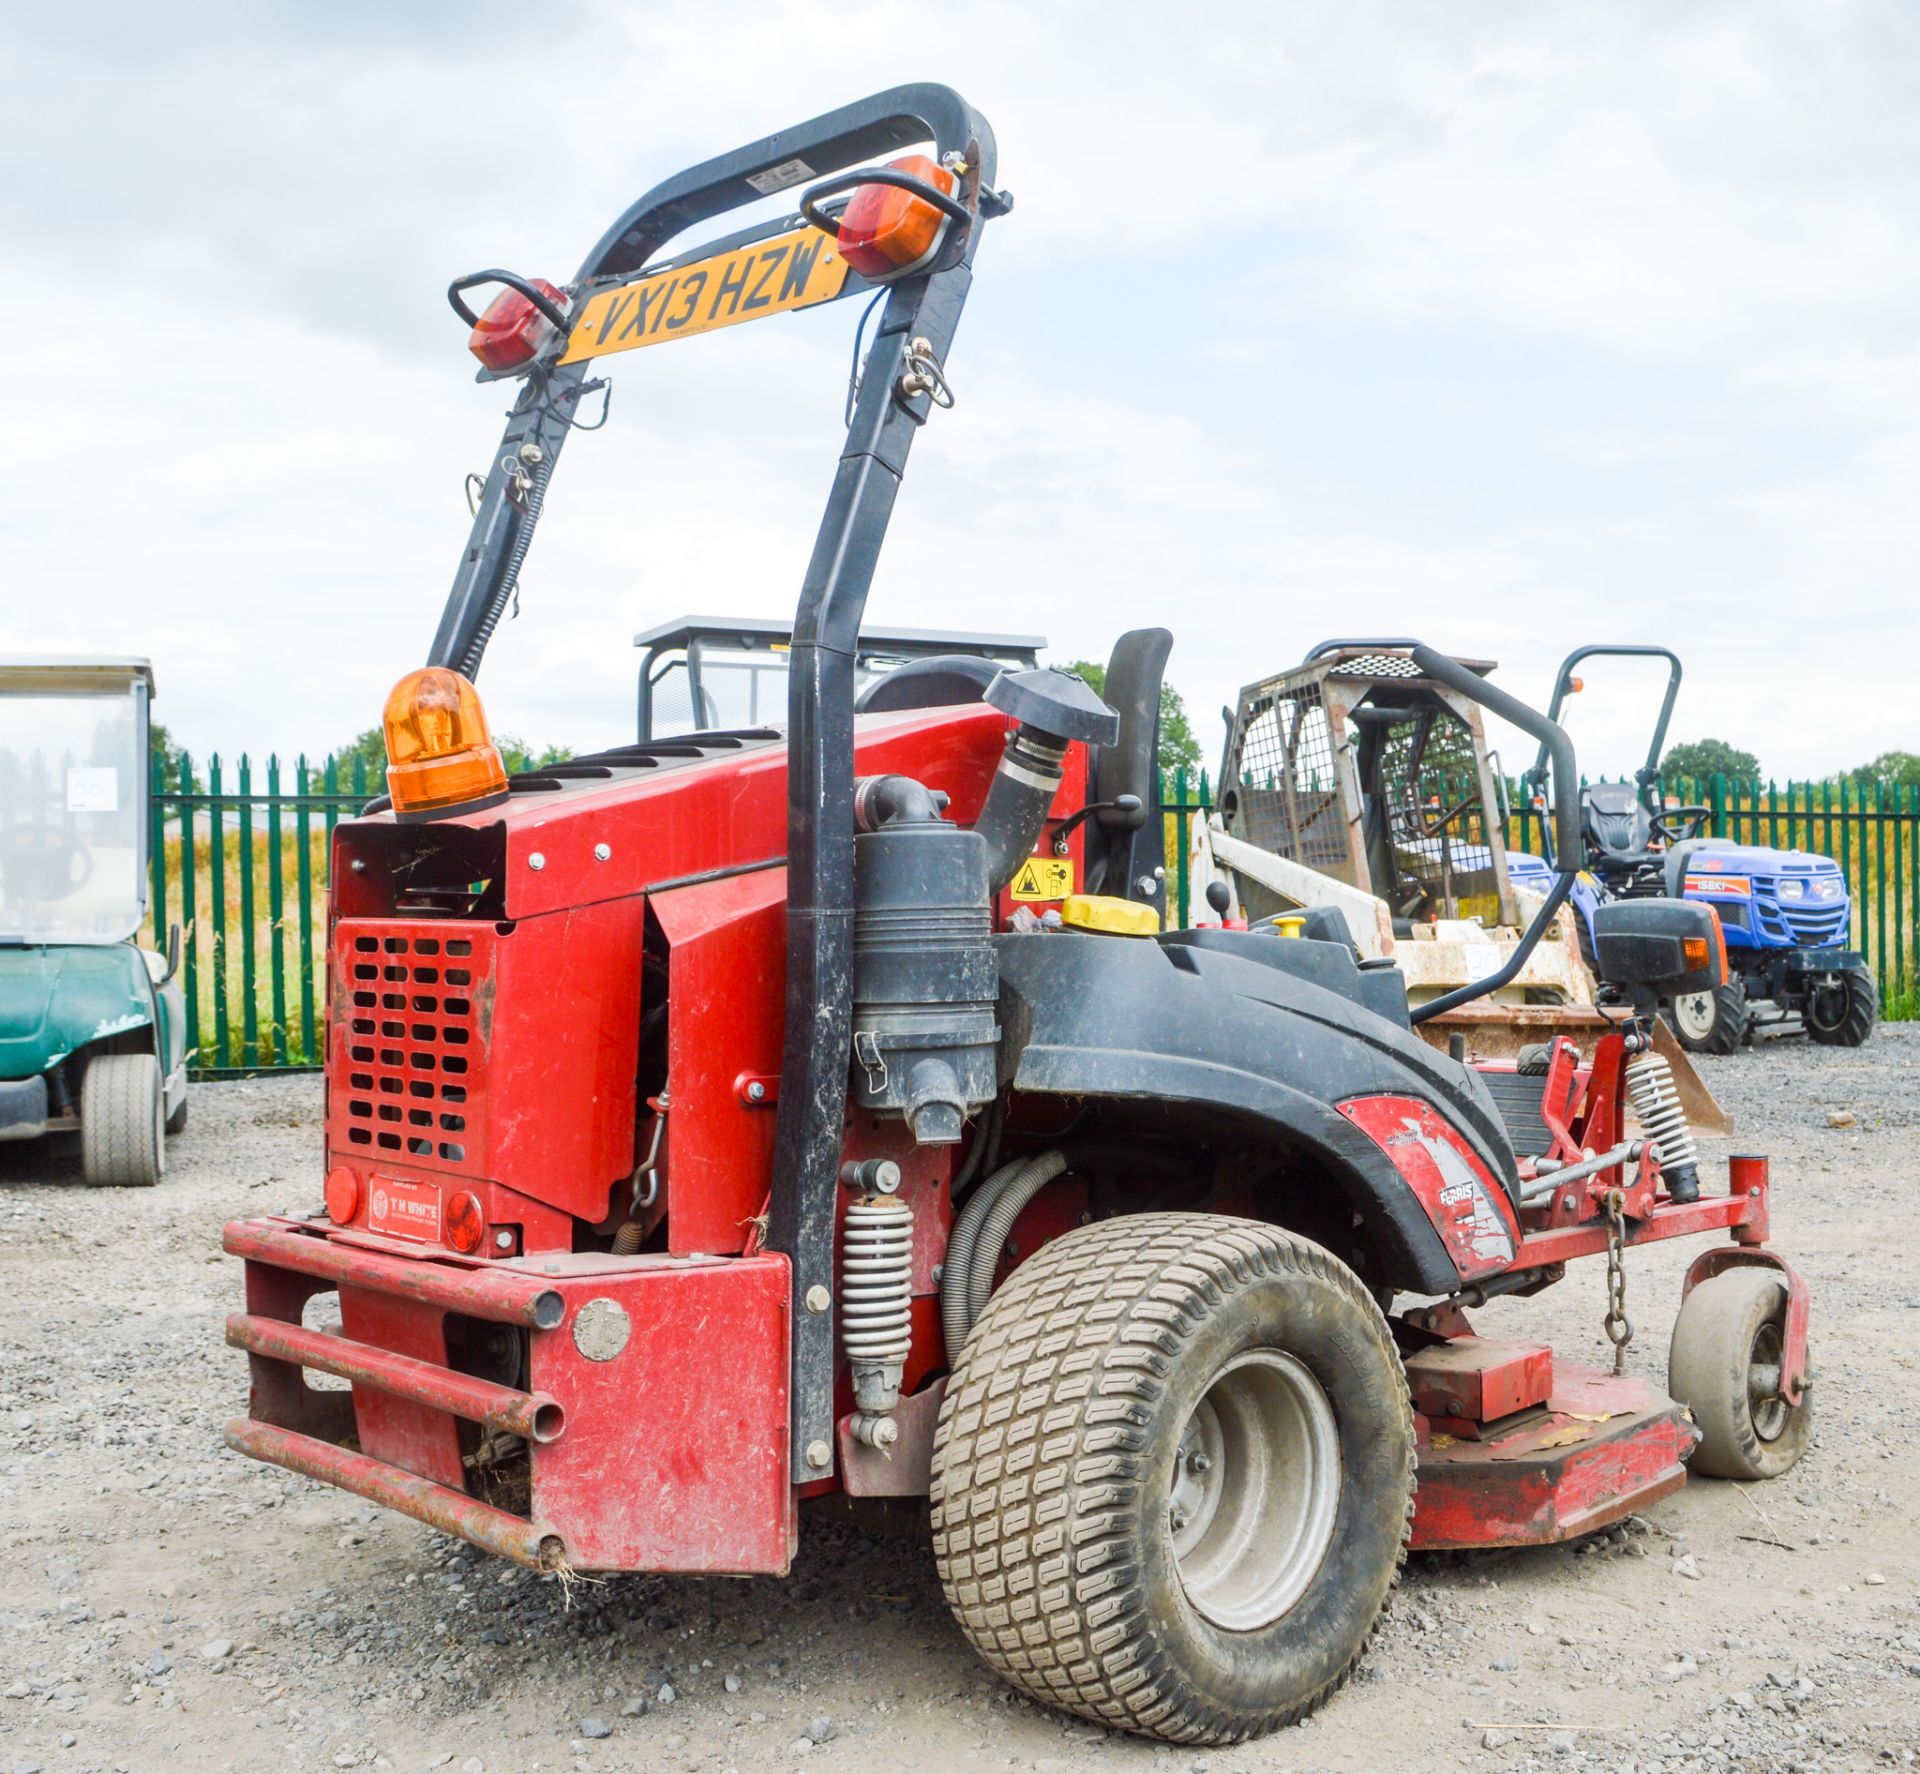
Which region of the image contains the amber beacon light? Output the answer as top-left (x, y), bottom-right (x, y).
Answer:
top-left (382, 667), bottom-right (510, 821)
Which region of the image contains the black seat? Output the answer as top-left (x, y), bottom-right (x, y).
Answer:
top-left (1582, 782), bottom-right (1655, 868)
top-left (854, 653), bottom-right (1005, 713)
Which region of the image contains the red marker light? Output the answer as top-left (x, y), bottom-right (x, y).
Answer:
top-left (467, 279), bottom-right (567, 372)
top-left (324, 1167), bottom-right (361, 1225)
top-left (444, 1190), bottom-right (486, 1255)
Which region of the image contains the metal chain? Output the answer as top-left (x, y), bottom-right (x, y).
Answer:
top-left (1602, 1187), bottom-right (1634, 1375)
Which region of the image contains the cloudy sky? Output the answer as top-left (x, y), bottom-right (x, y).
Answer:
top-left (7, 1), bottom-right (1915, 782)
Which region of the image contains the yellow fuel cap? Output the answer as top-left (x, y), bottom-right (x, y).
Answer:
top-left (1060, 895), bottom-right (1162, 937)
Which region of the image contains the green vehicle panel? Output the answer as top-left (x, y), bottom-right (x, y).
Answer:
top-left (0, 942), bottom-right (186, 1096)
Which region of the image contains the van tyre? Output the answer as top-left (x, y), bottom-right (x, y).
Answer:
top-left (1666, 981), bottom-right (1748, 1055)
top-left (1668, 1267), bottom-right (1809, 1480)
top-left (1803, 969), bottom-right (1876, 1048)
top-left (81, 1053), bottom-right (165, 1187)
top-left (930, 1214), bottom-right (1414, 1745)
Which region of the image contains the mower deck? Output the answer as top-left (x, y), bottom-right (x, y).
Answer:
top-left (1406, 1336), bottom-right (1698, 1550)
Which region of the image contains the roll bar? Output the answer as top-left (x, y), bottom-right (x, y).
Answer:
top-left (1403, 647), bottom-right (1581, 1024)
top-left (1300, 636), bottom-right (1426, 663)
top-left (1524, 644), bottom-right (1683, 810)
top-left (426, 82), bottom-right (998, 682)
top-left (423, 86), bottom-right (1004, 1483)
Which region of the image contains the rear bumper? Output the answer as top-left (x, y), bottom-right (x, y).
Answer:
top-left (224, 1216), bottom-right (795, 1575)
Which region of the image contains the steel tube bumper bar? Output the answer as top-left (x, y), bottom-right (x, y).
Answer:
top-left (226, 1312), bottom-right (564, 1444)
top-left (223, 1219), bottom-right (564, 1329)
top-left (226, 1417), bottom-right (565, 1571)
top-left (1516, 1179), bottom-right (1764, 1267)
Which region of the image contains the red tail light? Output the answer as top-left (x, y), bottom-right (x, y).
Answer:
top-left (468, 279), bottom-right (567, 372)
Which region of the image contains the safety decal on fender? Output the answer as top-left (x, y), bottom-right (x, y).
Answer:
top-left (368, 1176), bottom-right (443, 1243)
top-left (1388, 1115), bottom-right (1515, 1271)
top-left (560, 226), bottom-right (849, 363)
top-left (1337, 1095), bottom-right (1518, 1281)
top-left (1009, 857), bottom-right (1074, 901)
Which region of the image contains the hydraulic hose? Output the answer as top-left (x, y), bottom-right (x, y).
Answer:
top-left (947, 1095), bottom-right (1005, 1205)
top-left (940, 1157), bottom-right (1026, 1365)
top-left (457, 450), bottom-right (552, 681)
top-left (964, 1149), bottom-right (1070, 1334)
top-left (940, 1149), bottom-right (1069, 1362)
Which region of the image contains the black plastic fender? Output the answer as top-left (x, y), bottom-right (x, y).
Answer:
top-left (994, 932), bottom-right (1525, 1297)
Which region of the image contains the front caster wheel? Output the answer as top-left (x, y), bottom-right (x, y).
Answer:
top-left (1668, 1267), bottom-right (1810, 1479)
top-left (931, 1214), bottom-right (1414, 1745)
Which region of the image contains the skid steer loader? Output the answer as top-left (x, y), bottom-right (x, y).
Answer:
top-left (1194, 641), bottom-right (1725, 1128)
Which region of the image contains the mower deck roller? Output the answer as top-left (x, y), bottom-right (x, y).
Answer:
top-left (218, 87), bottom-right (1812, 1749)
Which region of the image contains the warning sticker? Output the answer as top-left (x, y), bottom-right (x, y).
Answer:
top-left (745, 156), bottom-right (815, 195)
top-left (1009, 857), bottom-right (1074, 902)
top-left (368, 1176), bottom-right (443, 1244)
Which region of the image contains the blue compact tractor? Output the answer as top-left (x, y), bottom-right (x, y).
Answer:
top-left (1514, 646), bottom-right (1875, 1055)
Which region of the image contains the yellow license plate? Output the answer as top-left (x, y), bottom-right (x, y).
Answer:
top-left (561, 227), bottom-right (848, 363)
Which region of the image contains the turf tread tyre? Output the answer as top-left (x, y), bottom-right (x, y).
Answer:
top-left (1803, 969), bottom-right (1876, 1048)
top-left (930, 1213), bottom-right (1413, 1745)
top-left (81, 1053), bottom-right (164, 1188)
top-left (1668, 1267), bottom-right (1809, 1480)
top-left (1667, 981), bottom-right (1748, 1055)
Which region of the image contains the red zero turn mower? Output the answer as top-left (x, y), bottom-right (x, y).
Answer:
top-left (219, 87), bottom-right (1811, 1746)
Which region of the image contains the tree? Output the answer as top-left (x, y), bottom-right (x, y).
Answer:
top-left (325, 727), bottom-right (572, 782)
top-left (1061, 661), bottom-right (1203, 784)
top-left (329, 728), bottom-right (387, 780)
top-left (1847, 751), bottom-right (1920, 788)
top-left (1662, 737), bottom-right (1759, 783)
top-left (148, 720), bottom-right (203, 793)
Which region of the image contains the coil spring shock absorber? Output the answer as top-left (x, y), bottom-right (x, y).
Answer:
top-left (839, 1161), bottom-right (912, 1449)
top-left (1624, 1042), bottom-right (1701, 1204)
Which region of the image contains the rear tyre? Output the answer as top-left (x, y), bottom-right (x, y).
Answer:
top-left (1668, 1268), bottom-right (1809, 1480)
top-left (1803, 969), bottom-right (1876, 1047)
top-left (80, 1053), bottom-right (165, 1187)
top-left (931, 1214), bottom-right (1413, 1745)
top-left (1666, 980), bottom-right (1748, 1055)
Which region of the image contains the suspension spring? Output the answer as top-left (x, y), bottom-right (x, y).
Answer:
top-left (841, 1193), bottom-right (914, 1449)
top-left (1624, 1048), bottom-right (1700, 1203)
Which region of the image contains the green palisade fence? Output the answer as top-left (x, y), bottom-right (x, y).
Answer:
top-left (143, 754), bottom-right (368, 1076)
top-left (140, 756), bottom-right (1918, 1078)
top-left (1165, 768), bottom-right (1918, 1019)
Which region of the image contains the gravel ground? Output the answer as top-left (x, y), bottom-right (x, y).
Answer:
top-left (2, 1030), bottom-right (1917, 1774)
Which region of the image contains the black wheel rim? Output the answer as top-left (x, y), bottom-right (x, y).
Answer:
top-left (1747, 1318), bottom-right (1788, 1443)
